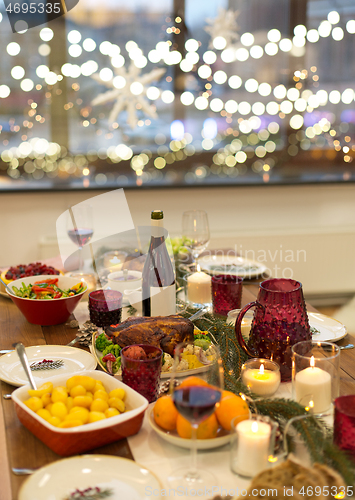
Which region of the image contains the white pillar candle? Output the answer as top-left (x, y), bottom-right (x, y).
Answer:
top-left (233, 420), bottom-right (271, 477)
top-left (242, 363), bottom-right (281, 397)
top-left (294, 356), bottom-right (332, 413)
top-left (187, 271), bottom-right (211, 304)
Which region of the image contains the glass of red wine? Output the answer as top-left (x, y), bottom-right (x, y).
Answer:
top-left (167, 342), bottom-right (224, 495)
top-left (67, 204), bottom-right (94, 271)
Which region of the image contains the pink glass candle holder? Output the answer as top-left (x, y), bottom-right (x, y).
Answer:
top-left (121, 344), bottom-right (163, 403)
top-left (334, 395), bottom-right (355, 459)
top-left (88, 289), bottom-right (122, 327)
top-left (211, 274), bottom-right (243, 317)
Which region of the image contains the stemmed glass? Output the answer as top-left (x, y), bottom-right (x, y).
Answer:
top-left (182, 210), bottom-right (210, 265)
top-left (168, 342), bottom-right (224, 495)
top-left (67, 204), bottom-right (93, 271)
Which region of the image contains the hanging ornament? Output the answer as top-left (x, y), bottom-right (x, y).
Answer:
top-left (205, 8), bottom-right (239, 50)
top-left (91, 62), bottom-right (165, 129)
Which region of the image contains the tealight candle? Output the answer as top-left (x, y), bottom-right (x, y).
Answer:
top-left (232, 419), bottom-right (271, 477)
top-left (294, 356), bottom-right (331, 413)
top-left (187, 271), bottom-right (211, 304)
top-left (241, 358), bottom-right (281, 397)
top-left (103, 251), bottom-right (127, 272)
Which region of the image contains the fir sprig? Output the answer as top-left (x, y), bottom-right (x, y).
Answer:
top-left (181, 301), bottom-right (355, 485)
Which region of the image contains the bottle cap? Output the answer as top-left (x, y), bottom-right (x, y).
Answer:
top-left (151, 210), bottom-right (163, 220)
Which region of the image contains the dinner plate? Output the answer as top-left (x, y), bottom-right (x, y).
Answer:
top-left (147, 405), bottom-right (231, 450)
top-left (309, 312), bottom-right (347, 342)
top-left (199, 254), bottom-right (267, 278)
top-left (0, 345), bottom-right (97, 387)
top-left (90, 330), bottom-right (210, 380)
top-left (19, 455), bottom-right (162, 500)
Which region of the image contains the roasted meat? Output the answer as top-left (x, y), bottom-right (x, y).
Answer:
top-left (106, 315), bottom-right (194, 356)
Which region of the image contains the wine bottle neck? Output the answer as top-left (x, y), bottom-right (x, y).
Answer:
top-left (151, 218), bottom-right (165, 238)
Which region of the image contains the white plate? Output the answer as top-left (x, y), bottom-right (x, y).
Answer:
top-left (147, 405), bottom-right (231, 450)
top-left (0, 345), bottom-right (97, 387)
top-left (19, 455), bottom-right (162, 500)
top-left (91, 330), bottom-right (210, 380)
top-left (199, 254), bottom-right (267, 278)
top-left (309, 312), bottom-right (347, 342)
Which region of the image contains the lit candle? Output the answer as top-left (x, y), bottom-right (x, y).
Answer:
top-left (69, 273), bottom-right (96, 301)
top-left (233, 420), bottom-right (271, 477)
top-left (187, 270), bottom-right (211, 304)
top-left (294, 356), bottom-right (332, 413)
top-left (242, 362), bottom-right (281, 397)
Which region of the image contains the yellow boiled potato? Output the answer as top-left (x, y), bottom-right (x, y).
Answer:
top-left (69, 385), bottom-right (86, 398)
top-left (72, 395), bottom-right (92, 408)
top-left (108, 397), bottom-right (125, 413)
top-left (94, 390), bottom-right (109, 402)
top-left (77, 376), bottom-right (96, 392)
top-left (86, 391), bottom-right (93, 400)
top-left (105, 407), bottom-right (120, 418)
top-left (24, 397), bottom-right (43, 412)
top-left (66, 407), bottom-right (89, 424)
top-left (66, 397), bottom-right (74, 411)
top-left (52, 386), bottom-right (68, 404)
top-left (41, 393), bottom-right (52, 407)
top-left (66, 375), bottom-right (82, 391)
top-left (45, 403), bottom-right (53, 413)
top-left (50, 401), bottom-right (68, 420)
top-left (94, 382), bottom-right (105, 393)
top-left (36, 408), bottom-right (52, 421)
top-left (109, 388), bottom-right (125, 401)
top-left (88, 411), bottom-right (106, 423)
top-left (90, 399), bottom-right (109, 413)
top-left (58, 420), bottom-right (83, 428)
top-left (28, 381), bottom-right (53, 398)
top-left (48, 416), bottom-right (61, 427)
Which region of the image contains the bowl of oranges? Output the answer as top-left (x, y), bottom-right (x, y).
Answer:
top-left (148, 376), bottom-right (250, 450)
top-left (11, 370), bottom-right (148, 456)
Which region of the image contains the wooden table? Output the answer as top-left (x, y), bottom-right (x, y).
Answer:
top-left (1, 284), bottom-right (355, 499)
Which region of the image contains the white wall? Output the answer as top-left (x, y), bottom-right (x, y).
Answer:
top-left (1, 183), bottom-right (355, 298)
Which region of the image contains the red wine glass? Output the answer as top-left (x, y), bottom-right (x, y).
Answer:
top-left (67, 204), bottom-right (93, 271)
top-left (167, 342), bottom-right (223, 495)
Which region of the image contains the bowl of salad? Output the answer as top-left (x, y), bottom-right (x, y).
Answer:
top-left (7, 275), bottom-right (87, 326)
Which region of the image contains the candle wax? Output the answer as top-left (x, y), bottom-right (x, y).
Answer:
top-left (242, 368), bottom-right (280, 397)
top-left (187, 271), bottom-right (211, 304)
top-left (232, 420), bottom-right (271, 477)
top-left (295, 366), bottom-right (331, 413)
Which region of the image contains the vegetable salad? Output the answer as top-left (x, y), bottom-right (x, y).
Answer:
top-left (12, 278), bottom-right (85, 299)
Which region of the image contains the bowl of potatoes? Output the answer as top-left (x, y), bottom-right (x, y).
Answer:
top-left (11, 370), bottom-right (148, 456)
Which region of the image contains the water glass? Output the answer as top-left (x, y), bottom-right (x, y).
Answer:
top-left (211, 274), bottom-right (243, 316)
top-left (121, 344), bottom-right (162, 403)
top-left (88, 289), bottom-right (122, 327)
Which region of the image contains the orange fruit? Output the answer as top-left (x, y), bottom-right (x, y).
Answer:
top-left (176, 413), bottom-right (218, 439)
top-left (178, 376), bottom-right (209, 389)
top-left (215, 390), bottom-right (249, 430)
top-left (153, 395), bottom-right (178, 431)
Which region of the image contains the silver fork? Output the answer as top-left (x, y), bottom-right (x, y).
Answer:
top-left (12, 467), bottom-right (37, 475)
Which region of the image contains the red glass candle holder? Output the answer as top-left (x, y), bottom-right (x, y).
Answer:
top-left (334, 395), bottom-right (355, 459)
top-left (121, 344), bottom-right (163, 403)
top-left (211, 274), bottom-right (243, 317)
top-left (88, 289), bottom-right (122, 327)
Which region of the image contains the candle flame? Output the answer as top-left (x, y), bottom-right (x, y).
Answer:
top-left (110, 256), bottom-right (121, 264)
top-left (197, 263), bottom-right (201, 273)
top-left (251, 421), bottom-right (258, 433)
top-left (259, 363), bottom-right (264, 375)
top-left (310, 356), bottom-right (315, 368)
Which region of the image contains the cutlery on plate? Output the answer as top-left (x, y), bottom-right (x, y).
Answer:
top-left (15, 343), bottom-right (37, 390)
top-left (0, 349), bottom-right (13, 354)
top-left (189, 306), bottom-right (209, 322)
top-left (3, 394), bottom-right (12, 400)
top-left (66, 337), bottom-right (79, 347)
top-left (12, 468), bottom-right (37, 475)
top-left (339, 343), bottom-right (354, 350)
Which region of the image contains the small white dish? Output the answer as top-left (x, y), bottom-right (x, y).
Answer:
top-left (0, 345), bottom-right (97, 387)
top-left (147, 405), bottom-right (231, 450)
top-left (309, 312), bottom-right (347, 342)
top-left (19, 454), bottom-right (162, 500)
top-left (107, 270), bottom-right (142, 295)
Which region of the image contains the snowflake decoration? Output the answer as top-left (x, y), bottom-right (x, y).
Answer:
top-left (91, 62), bottom-right (166, 129)
top-left (205, 8), bottom-right (239, 49)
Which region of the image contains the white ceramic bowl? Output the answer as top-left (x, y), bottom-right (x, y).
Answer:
top-left (12, 370), bottom-right (148, 456)
top-left (107, 270), bottom-right (142, 296)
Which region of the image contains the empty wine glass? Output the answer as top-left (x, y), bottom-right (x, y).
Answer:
top-left (182, 210), bottom-right (210, 264)
top-left (167, 342), bottom-right (224, 496)
top-left (67, 204), bottom-right (93, 271)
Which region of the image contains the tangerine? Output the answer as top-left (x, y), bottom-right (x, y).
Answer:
top-left (215, 390), bottom-right (249, 430)
top-left (153, 395), bottom-right (178, 431)
top-left (176, 413), bottom-right (218, 439)
top-left (178, 376), bottom-right (209, 389)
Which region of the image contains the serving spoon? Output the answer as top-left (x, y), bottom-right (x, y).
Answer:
top-left (15, 343), bottom-right (37, 390)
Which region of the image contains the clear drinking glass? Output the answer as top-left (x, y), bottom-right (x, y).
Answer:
top-left (167, 342), bottom-right (223, 496)
top-left (67, 204), bottom-right (94, 271)
top-left (182, 210), bottom-right (210, 264)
